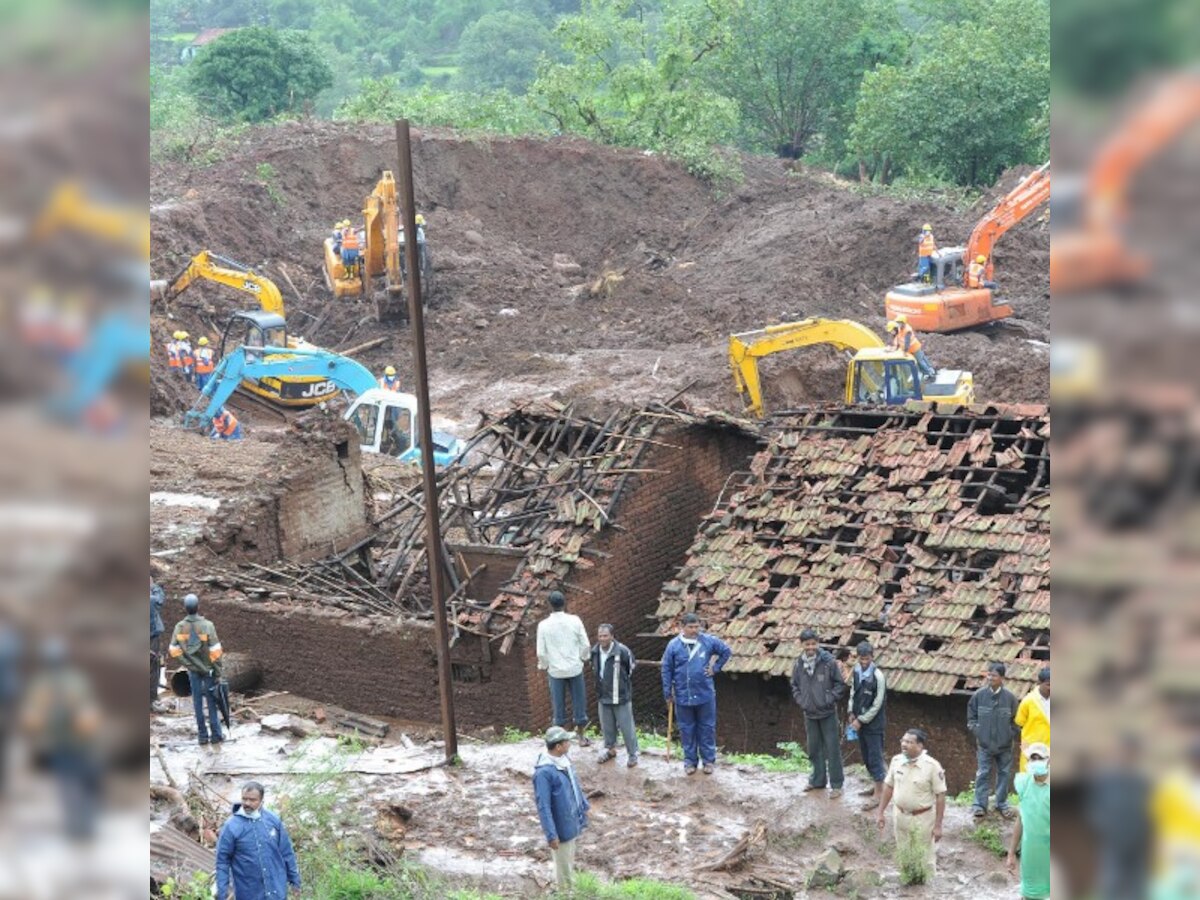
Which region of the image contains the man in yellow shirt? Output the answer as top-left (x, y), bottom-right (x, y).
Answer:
top-left (1014, 667), bottom-right (1050, 772)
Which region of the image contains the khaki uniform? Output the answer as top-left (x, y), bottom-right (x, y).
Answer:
top-left (885, 751), bottom-right (947, 877)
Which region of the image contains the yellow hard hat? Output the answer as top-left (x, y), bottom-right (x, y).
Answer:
top-left (886, 321), bottom-right (899, 332)
top-left (384, 365), bottom-right (396, 376)
top-left (198, 336), bottom-right (209, 346)
top-left (172, 330), bottom-right (183, 340)
top-left (179, 330), bottom-right (189, 339)
top-left (976, 254), bottom-right (986, 264)
top-left (894, 314), bottom-right (907, 324)
top-left (922, 223), bottom-right (931, 231)
top-left (415, 214), bottom-right (425, 226)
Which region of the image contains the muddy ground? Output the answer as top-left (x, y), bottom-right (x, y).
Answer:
top-left (151, 692), bottom-right (1023, 899)
top-left (150, 123), bottom-right (1049, 430)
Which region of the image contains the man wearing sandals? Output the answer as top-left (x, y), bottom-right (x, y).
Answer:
top-left (590, 624), bottom-right (639, 767)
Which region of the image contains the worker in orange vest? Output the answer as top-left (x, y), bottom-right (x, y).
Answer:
top-left (378, 365), bottom-right (400, 391)
top-left (887, 315), bottom-right (936, 381)
top-left (210, 407), bottom-right (243, 440)
top-left (340, 223), bottom-right (361, 276)
top-left (967, 254), bottom-right (998, 290)
top-left (916, 224), bottom-right (937, 282)
top-left (194, 337), bottom-right (216, 390)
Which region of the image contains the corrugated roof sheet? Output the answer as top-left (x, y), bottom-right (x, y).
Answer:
top-left (652, 406), bottom-right (1050, 697)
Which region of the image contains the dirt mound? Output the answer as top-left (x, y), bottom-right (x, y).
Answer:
top-left (150, 123), bottom-right (1048, 427)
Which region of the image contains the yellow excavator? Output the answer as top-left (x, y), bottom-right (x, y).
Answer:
top-left (729, 317), bottom-right (975, 417)
top-left (323, 171), bottom-right (433, 323)
top-left (152, 251), bottom-right (338, 407)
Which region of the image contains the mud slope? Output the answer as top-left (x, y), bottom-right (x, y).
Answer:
top-left (151, 122), bottom-right (1048, 426)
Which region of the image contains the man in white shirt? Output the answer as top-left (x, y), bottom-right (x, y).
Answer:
top-left (536, 590), bottom-right (591, 745)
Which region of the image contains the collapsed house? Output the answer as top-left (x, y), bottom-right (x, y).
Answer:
top-left (175, 401), bottom-right (1048, 789)
top-left (648, 405), bottom-right (1050, 788)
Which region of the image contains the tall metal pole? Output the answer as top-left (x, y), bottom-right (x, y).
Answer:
top-left (395, 119), bottom-right (458, 762)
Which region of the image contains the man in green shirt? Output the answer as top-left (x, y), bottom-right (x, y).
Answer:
top-left (167, 593), bottom-right (225, 745)
top-left (1008, 742), bottom-right (1051, 899)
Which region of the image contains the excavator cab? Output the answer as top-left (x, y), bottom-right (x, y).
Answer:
top-left (847, 353), bottom-right (921, 405)
top-left (218, 311), bottom-right (339, 405)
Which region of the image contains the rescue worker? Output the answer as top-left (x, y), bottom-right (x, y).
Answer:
top-left (1014, 667), bottom-right (1050, 773)
top-left (211, 407), bottom-right (243, 441)
top-left (379, 365), bottom-right (400, 391)
top-left (916, 224), bottom-right (937, 282)
top-left (876, 728), bottom-right (948, 882)
top-left (341, 221), bottom-right (361, 275)
top-left (887, 315), bottom-right (936, 381)
top-left (167, 593), bottom-right (225, 745)
top-left (661, 612), bottom-right (732, 775)
top-left (194, 336), bottom-right (216, 391)
top-left (967, 254), bottom-right (997, 290)
top-left (215, 781), bottom-right (302, 899)
top-left (332, 219), bottom-right (346, 255)
top-left (166, 331), bottom-right (182, 374)
top-left (177, 330), bottom-right (195, 384)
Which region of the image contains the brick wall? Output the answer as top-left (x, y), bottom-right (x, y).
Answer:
top-left (276, 435), bottom-right (368, 562)
top-left (512, 424), bottom-right (758, 731)
top-left (695, 674), bottom-right (979, 792)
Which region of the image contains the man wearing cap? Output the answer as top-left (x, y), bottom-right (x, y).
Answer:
top-left (967, 660), bottom-right (1020, 819)
top-left (1014, 667), bottom-right (1050, 773)
top-left (536, 590), bottom-right (591, 745)
top-left (533, 725), bottom-right (590, 892)
top-left (1008, 742), bottom-right (1051, 899)
top-left (167, 593), bottom-right (225, 746)
top-left (847, 641), bottom-right (887, 809)
top-left (877, 728), bottom-right (947, 882)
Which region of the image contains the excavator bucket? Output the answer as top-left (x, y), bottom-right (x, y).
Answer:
top-left (375, 287), bottom-right (409, 324)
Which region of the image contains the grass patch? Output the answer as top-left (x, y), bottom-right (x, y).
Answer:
top-left (420, 65), bottom-right (459, 77)
top-left (635, 729), bottom-right (668, 751)
top-left (967, 822), bottom-right (1008, 858)
top-left (896, 828), bottom-right (932, 886)
top-left (949, 781), bottom-right (1018, 808)
top-left (255, 162), bottom-right (285, 207)
top-left (556, 871), bottom-right (696, 899)
top-left (500, 726), bottom-right (533, 743)
top-left (724, 741), bottom-right (811, 773)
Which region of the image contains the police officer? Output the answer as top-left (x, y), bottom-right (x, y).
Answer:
top-left (876, 728), bottom-right (947, 881)
top-left (167, 593), bottom-right (225, 745)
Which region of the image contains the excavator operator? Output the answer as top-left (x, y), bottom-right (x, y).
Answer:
top-left (967, 254), bottom-right (997, 290)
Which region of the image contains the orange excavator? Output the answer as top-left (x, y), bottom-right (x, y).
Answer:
top-left (1051, 73), bottom-right (1200, 294)
top-left (885, 162), bottom-right (1050, 332)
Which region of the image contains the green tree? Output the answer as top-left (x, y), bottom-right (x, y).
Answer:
top-left (530, 0), bottom-right (741, 179)
top-left (849, 0), bottom-right (1048, 185)
top-left (188, 26), bottom-right (334, 121)
top-left (702, 0), bottom-right (904, 158)
top-left (457, 11), bottom-right (555, 93)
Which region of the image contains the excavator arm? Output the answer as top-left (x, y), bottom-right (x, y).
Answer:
top-left (965, 162), bottom-right (1050, 281)
top-left (159, 251), bottom-right (286, 316)
top-left (729, 318), bottom-right (886, 417)
top-left (184, 345), bottom-right (377, 427)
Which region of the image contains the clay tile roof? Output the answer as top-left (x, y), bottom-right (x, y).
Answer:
top-left (653, 406), bottom-right (1050, 697)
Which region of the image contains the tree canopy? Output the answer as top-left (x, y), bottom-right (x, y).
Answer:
top-left (189, 27), bottom-right (334, 121)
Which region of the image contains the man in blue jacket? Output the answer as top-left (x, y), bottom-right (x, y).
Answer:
top-left (533, 726), bottom-right (590, 892)
top-left (215, 781), bottom-right (301, 898)
top-left (150, 577), bottom-right (168, 713)
top-left (661, 612), bottom-right (732, 775)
